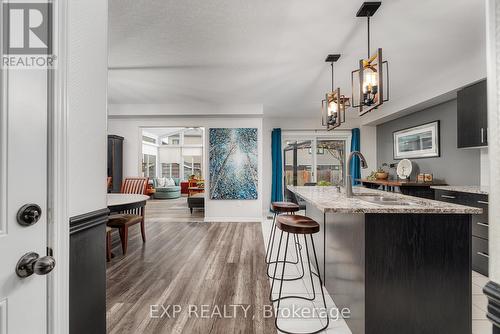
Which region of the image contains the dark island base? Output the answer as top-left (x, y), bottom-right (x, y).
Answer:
top-left (365, 213), bottom-right (471, 334)
top-left (307, 206), bottom-right (472, 334)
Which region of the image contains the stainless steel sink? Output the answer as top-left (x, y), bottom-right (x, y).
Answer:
top-left (356, 195), bottom-right (416, 206)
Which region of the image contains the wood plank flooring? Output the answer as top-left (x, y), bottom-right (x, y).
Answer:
top-left (106, 199), bottom-right (275, 334)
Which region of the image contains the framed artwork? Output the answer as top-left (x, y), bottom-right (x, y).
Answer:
top-left (393, 121), bottom-right (440, 159)
top-left (209, 128), bottom-right (258, 200)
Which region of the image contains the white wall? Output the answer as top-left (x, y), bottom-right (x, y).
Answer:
top-left (480, 148), bottom-right (490, 187)
top-left (68, 0), bottom-right (108, 217)
top-left (486, 0), bottom-right (499, 282)
top-left (108, 115), bottom-right (264, 222)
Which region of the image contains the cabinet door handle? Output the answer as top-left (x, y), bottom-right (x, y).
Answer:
top-left (477, 200), bottom-right (488, 205)
top-left (477, 251), bottom-right (489, 259)
top-left (477, 222), bottom-right (489, 227)
top-left (441, 195), bottom-right (456, 199)
top-left (481, 128), bottom-right (484, 144)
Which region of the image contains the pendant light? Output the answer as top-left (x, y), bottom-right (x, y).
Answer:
top-left (322, 54), bottom-right (350, 131)
top-left (351, 1), bottom-right (389, 116)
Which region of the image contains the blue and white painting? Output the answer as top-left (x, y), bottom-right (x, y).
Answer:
top-left (209, 128), bottom-right (258, 200)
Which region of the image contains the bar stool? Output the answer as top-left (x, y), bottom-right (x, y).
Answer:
top-left (266, 202), bottom-right (304, 281)
top-left (270, 214), bottom-right (329, 334)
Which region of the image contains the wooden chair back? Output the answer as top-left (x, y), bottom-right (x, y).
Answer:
top-left (121, 177), bottom-right (148, 195)
top-left (118, 177), bottom-right (148, 217)
top-left (107, 177), bottom-right (112, 191)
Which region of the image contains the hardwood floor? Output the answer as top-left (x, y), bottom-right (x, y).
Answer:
top-left (106, 200), bottom-right (275, 334)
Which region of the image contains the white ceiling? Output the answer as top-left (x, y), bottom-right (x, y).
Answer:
top-left (108, 0), bottom-right (486, 121)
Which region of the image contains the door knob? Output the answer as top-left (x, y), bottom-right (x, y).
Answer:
top-left (16, 204), bottom-right (42, 226)
top-left (16, 252), bottom-right (56, 278)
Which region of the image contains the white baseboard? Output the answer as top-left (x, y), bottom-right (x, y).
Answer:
top-left (203, 217), bottom-right (263, 223)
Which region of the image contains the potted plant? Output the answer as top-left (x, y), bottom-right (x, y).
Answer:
top-left (375, 163), bottom-right (389, 180)
top-left (317, 180), bottom-right (332, 186)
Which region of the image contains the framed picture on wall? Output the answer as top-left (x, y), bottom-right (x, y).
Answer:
top-left (393, 121), bottom-right (440, 159)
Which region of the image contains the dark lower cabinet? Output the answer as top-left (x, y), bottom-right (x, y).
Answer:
top-left (435, 189), bottom-right (489, 276)
top-left (472, 236), bottom-right (489, 275)
top-left (70, 208), bottom-right (109, 334)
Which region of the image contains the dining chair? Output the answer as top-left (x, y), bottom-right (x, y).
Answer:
top-left (107, 177), bottom-right (148, 255)
top-left (107, 176), bottom-right (112, 192)
top-left (106, 227), bottom-right (112, 262)
top-left (120, 177), bottom-right (148, 194)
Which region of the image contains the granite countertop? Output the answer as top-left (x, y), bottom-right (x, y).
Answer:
top-left (287, 186), bottom-right (482, 214)
top-left (430, 185), bottom-right (489, 195)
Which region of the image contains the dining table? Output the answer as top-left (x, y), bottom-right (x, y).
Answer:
top-left (107, 193), bottom-right (149, 213)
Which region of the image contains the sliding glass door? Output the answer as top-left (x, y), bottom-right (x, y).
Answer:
top-left (283, 133), bottom-right (350, 187)
top-left (284, 141), bottom-right (314, 186)
top-left (316, 139), bottom-right (346, 185)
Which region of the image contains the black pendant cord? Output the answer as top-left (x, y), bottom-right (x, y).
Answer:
top-left (331, 62), bottom-right (334, 92)
top-left (367, 16), bottom-right (371, 58)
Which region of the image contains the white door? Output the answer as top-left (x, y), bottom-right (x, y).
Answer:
top-left (0, 4), bottom-right (53, 334)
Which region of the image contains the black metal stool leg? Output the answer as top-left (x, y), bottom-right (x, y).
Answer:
top-left (266, 217), bottom-right (305, 281)
top-left (265, 212), bottom-right (277, 264)
top-left (269, 230), bottom-right (284, 302)
top-left (309, 234), bottom-right (330, 332)
top-left (270, 233), bottom-right (314, 303)
top-left (268, 214), bottom-right (299, 264)
top-left (303, 234), bottom-right (316, 299)
top-left (274, 232), bottom-right (290, 312)
top-left (273, 234), bottom-right (329, 334)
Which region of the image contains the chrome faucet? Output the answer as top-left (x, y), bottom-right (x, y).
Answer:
top-left (346, 151), bottom-right (368, 198)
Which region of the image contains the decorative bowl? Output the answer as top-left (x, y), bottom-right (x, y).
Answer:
top-left (375, 172), bottom-right (389, 180)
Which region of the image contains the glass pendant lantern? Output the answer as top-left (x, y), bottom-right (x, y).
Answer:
top-left (351, 2), bottom-right (389, 116)
top-left (322, 54), bottom-right (350, 131)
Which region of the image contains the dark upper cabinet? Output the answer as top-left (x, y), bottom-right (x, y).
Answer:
top-left (457, 79), bottom-right (488, 148)
top-left (108, 135), bottom-right (124, 193)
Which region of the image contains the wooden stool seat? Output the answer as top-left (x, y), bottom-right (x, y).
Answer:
top-left (271, 201), bottom-right (300, 213)
top-left (276, 215), bottom-right (319, 234)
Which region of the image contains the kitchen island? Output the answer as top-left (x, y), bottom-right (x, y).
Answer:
top-left (287, 186), bottom-right (482, 334)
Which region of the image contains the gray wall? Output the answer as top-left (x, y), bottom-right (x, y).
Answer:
top-left (376, 99), bottom-right (480, 185)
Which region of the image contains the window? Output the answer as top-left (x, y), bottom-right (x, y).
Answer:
top-left (183, 135), bottom-right (202, 145)
top-left (142, 154), bottom-right (157, 178)
top-left (161, 134), bottom-right (180, 145)
top-left (183, 156), bottom-right (202, 178)
top-left (283, 134), bottom-right (349, 186)
top-left (161, 163), bottom-right (180, 178)
top-left (142, 136), bottom-right (156, 144)
top-left (142, 127), bottom-right (204, 180)
top-left (316, 140), bottom-right (345, 185)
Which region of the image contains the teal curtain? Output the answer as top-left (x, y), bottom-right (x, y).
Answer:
top-left (350, 128), bottom-right (361, 186)
top-left (271, 128), bottom-right (283, 203)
